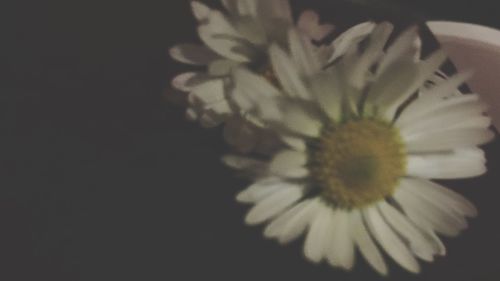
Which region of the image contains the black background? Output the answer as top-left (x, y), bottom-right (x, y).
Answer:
top-left (2, 0), bottom-right (500, 280)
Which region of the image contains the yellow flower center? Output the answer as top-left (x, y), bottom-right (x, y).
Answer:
top-left (310, 119), bottom-right (407, 209)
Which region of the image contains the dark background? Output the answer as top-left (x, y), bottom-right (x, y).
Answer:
top-left (2, 0), bottom-right (500, 280)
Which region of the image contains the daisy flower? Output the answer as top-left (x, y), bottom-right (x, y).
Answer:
top-left (169, 0), bottom-right (335, 152)
top-left (223, 22), bottom-right (495, 275)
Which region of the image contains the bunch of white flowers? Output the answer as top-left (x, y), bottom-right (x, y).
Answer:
top-left (170, 0), bottom-right (494, 276)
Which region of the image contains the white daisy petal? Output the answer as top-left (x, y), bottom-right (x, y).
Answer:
top-left (245, 184), bottom-right (304, 225)
top-left (231, 67), bottom-right (281, 116)
top-left (190, 79), bottom-right (226, 105)
top-left (269, 44), bottom-right (312, 100)
top-left (304, 204), bottom-right (333, 263)
top-left (281, 103), bottom-right (323, 137)
top-left (231, 85), bottom-right (255, 113)
top-left (264, 200), bottom-right (308, 239)
top-left (329, 22), bottom-right (376, 63)
top-left (236, 0), bottom-right (258, 17)
top-left (397, 90), bottom-right (480, 128)
top-left (422, 228), bottom-right (446, 256)
top-left (399, 97), bottom-right (488, 136)
top-left (309, 69), bottom-right (343, 122)
top-left (206, 99), bottom-right (232, 115)
top-left (412, 37), bottom-right (423, 60)
top-left (270, 166), bottom-right (309, 179)
top-left (198, 11), bottom-right (255, 62)
top-left (297, 10), bottom-right (335, 41)
top-left (417, 50), bottom-right (448, 84)
top-left (378, 201), bottom-right (438, 262)
top-left (407, 148), bottom-right (487, 179)
top-left (401, 178), bottom-right (477, 217)
top-left (363, 206), bottom-right (420, 273)
top-left (348, 22), bottom-right (394, 89)
top-left (394, 180), bottom-right (472, 237)
top-left (202, 104), bottom-right (231, 124)
top-left (278, 199), bottom-right (322, 244)
top-left (377, 26), bottom-right (420, 73)
top-left (234, 19), bottom-right (268, 46)
top-left (222, 155), bottom-right (266, 170)
top-left (170, 44), bottom-right (220, 65)
top-left (350, 210), bottom-right (388, 276)
top-left (280, 135), bottom-right (307, 151)
top-left (289, 28), bottom-right (322, 76)
top-left (403, 108), bottom-right (490, 136)
top-left (191, 1), bottom-right (211, 21)
top-left (270, 150), bottom-right (308, 178)
top-left (254, 97), bottom-right (283, 122)
top-left (367, 59), bottom-right (420, 108)
top-left (404, 127), bottom-right (494, 153)
top-left (231, 67), bottom-right (282, 120)
top-left (326, 210), bottom-right (355, 270)
top-left (315, 44), bottom-right (336, 63)
top-left (232, 67), bottom-right (280, 99)
top-left (264, 198), bottom-right (316, 241)
top-left (390, 197), bottom-right (447, 256)
top-left (208, 59), bottom-right (241, 76)
top-left (450, 116), bottom-right (492, 130)
top-left (383, 50), bottom-right (448, 120)
top-left (172, 72), bottom-right (201, 91)
top-left (198, 100), bottom-right (232, 128)
top-left (394, 192), bottom-right (464, 237)
top-left (236, 177), bottom-right (282, 203)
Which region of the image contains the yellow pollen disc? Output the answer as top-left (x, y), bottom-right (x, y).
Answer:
top-left (310, 119), bottom-right (407, 209)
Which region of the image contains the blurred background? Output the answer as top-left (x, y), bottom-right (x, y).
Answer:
top-left (2, 0), bottom-right (499, 280)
